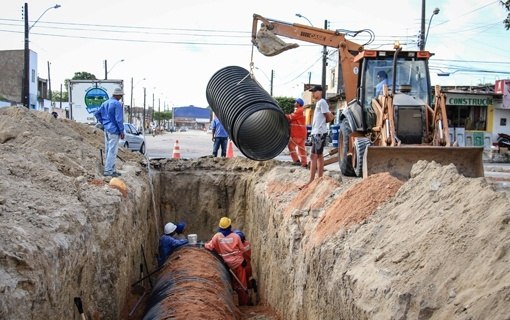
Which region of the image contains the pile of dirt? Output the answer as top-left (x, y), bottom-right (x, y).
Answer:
top-left (1, 106), bottom-right (509, 319)
top-left (0, 107), bottom-right (149, 319)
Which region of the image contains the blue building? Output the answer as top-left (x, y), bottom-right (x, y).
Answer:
top-left (173, 105), bottom-right (211, 130)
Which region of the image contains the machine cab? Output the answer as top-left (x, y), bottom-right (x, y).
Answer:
top-left (357, 50), bottom-right (433, 108)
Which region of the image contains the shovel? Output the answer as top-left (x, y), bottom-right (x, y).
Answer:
top-left (131, 263), bottom-right (145, 295)
top-left (73, 297), bottom-right (87, 320)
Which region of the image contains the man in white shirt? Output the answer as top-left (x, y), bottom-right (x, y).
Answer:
top-left (300, 85), bottom-right (334, 189)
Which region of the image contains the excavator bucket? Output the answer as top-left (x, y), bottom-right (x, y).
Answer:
top-left (254, 26), bottom-right (299, 56)
top-left (363, 146), bottom-right (484, 180)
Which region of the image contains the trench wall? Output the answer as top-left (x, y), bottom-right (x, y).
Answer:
top-left (158, 159), bottom-right (367, 319)
top-left (0, 165), bottom-right (156, 320)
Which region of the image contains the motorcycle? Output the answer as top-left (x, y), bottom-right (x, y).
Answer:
top-left (496, 133), bottom-right (510, 148)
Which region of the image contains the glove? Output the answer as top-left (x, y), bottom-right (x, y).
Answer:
top-left (242, 259), bottom-right (247, 267)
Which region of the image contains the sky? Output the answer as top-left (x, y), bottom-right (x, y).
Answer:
top-left (1, 0), bottom-right (509, 109)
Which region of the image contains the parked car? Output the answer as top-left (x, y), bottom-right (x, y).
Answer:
top-left (179, 126), bottom-right (188, 132)
top-left (120, 123), bottom-right (145, 154)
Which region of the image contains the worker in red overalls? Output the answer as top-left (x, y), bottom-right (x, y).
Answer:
top-left (286, 98), bottom-right (308, 168)
top-left (234, 230), bottom-right (252, 282)
top-left (205, 217), bottom-right (249, 305)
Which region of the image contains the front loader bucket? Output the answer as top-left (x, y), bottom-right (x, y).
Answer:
top-left (254, 26), bottom-right (299, 56)
top-left (363, 146), bottom-right (484, 180)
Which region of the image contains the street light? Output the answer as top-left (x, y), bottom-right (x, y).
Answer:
top-left (104, 59), bottom-right (124, 79)
top-left (295, 13), bottom-right (313, 26)
top-left (424, 8), bottom-right (440, 49)
top-left (419, 0), bottom-right (440, 50)
top-left (23, 3), bottom-right (61, 108)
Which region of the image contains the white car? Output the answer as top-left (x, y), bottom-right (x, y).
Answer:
top-left (120, 123), bottom-right (145, 154)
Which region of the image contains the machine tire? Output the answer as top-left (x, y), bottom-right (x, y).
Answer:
top-left (353, 137), bottom-right (371, 177)
top-left (338, 118), bottom-right (356, 176)
top-left (139, 142), bottom-right (146, 154)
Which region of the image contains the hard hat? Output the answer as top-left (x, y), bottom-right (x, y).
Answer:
top-left (234, 229), bottom-right (245, 241)
top-left (218, 217), bottom-right (231, 229)
top-left (164, 222), bottom-right (177, 235)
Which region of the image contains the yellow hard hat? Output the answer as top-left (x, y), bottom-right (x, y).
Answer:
top-left (219, 217), bottom-right (231, 229)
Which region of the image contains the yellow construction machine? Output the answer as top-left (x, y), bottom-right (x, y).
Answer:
top-left (252, 14), bottom-right (484, 180)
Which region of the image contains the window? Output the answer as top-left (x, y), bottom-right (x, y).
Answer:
top-left (31, 69), bottom-right (35, 83)
top-left (361, 57), bottom-right (430, 107)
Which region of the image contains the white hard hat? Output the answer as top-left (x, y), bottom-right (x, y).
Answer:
top-left (164, 222), bottom-right (177, 234)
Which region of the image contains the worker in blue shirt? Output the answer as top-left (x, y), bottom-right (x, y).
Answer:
top-left (211, 114), bottom-right (229, 157)
top-left (94, 88), bottom-right (125, 177)
top-left (157, 222), bottom-right (188, 267)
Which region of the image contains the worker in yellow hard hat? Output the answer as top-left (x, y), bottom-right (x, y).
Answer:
top-left (205, 217), bottom-right (249, 305)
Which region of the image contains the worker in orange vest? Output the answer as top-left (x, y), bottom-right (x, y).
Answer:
top-left (286, 98), bottom-right (308, 168)
top-left (205, 217), bottom-right (250, 305)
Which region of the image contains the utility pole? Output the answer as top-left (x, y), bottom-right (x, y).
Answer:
top-left (47, 61), bottom-right (52, 104)
top-left (104, 60), bottom-right (108, 80)
top-left (129, 77), bottom-right (133, 123)
top-left (23, 3), bottom-right (29, 108)
top-left (143, 87), bottom-right (146, 132)
top-left (270, 70), bottom-right (274, 96)
top-left (152, 92), bottom-right (155, 123)
top-left (321, 19), bottom-right (328, 99)
top-left (419, 0), bottom-right (426, 50)
top-left (59, 83), bottom-right (62, 110)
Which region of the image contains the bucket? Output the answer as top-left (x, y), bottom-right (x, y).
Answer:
top-left (330, 124), bottom-right (340, 147)
top-left (187, 234), bottom-right (197, 245)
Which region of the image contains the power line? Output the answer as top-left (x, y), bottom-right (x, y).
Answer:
top-left (0, 18), bottom-right (251, 34)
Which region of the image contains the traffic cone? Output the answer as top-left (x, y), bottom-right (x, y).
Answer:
top-left (226, 139), bottom-right (234, 158)
top-left (172, 140), bottom-right (181, 159)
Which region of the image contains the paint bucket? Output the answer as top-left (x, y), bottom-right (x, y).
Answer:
top-left (187, 234), bottom-right (197, 245)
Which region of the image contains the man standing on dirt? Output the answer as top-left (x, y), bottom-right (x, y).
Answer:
top-left (286, 98), bottom-right (308, 167)
top-left (300, 85), bottom-right (334, 190)
top-left (211, 114), bottom-right (229, 157)
top-left (94, 88), bottom-right (125, 177)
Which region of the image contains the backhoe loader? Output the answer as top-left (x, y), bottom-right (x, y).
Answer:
top-left (252, 14), bottom-right (484, 180)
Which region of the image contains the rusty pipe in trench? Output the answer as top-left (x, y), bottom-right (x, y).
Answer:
top-left (142, 246), bottom-right (240, 320)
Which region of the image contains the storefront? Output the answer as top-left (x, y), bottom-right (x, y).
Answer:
top-left (443, 91), bottom-right (494, 148)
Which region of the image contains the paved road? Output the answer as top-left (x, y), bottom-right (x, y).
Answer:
top-left (143, 129), bottom-right (341, 171)
top-left (142, 130), bottom-right (510, 183)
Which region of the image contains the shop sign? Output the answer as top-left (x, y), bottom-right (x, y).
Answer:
top-left (445, 93), bottom-right (492, 106)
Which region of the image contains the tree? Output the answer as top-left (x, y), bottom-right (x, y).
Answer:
top-left (274, 96), bottom-right (296, 114)
top-left (72, 72), bottom-right (97, 80)
top-left (503, 0), bottom-right (510, 30)
top-left (51, 90), bottom-right (68, 102)
top-left (53, 71), bottom-right (97, 102)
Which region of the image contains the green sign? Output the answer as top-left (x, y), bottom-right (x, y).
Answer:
top-left (446, 93), bottom-right (492, 106)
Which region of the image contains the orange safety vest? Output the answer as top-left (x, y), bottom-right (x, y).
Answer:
top-left (286, 106), bottom-right (307, 139)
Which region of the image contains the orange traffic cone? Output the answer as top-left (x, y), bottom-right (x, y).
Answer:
top-left (172, 140), bottom-right (181, 159)
top-left (226, 139), bottom-right (234, 158)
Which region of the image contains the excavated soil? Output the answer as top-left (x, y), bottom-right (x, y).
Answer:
top-left (1, 106), bottom-right (510, 320)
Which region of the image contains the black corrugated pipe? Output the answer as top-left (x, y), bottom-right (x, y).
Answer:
top-left (206, 66), bottom-right (290, 161)
top-left (142, 246), bottom-right (240, 320)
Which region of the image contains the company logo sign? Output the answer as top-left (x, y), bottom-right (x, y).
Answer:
top-left (85, 88), bottom-right (109, 114)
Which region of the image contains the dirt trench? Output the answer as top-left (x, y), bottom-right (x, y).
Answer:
top-left (1, 107), bottom-right (510, 320)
